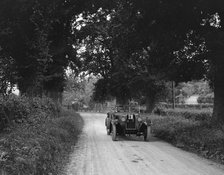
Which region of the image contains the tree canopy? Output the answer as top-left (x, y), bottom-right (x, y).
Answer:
top-left (74, 0), bottom-right (224, 124)
top-left (74, 0), bottom-right (206, 109)
top-left (0, 0), bottom-right (95, 99)
top-left (1, 0), bottom-right (224, 123)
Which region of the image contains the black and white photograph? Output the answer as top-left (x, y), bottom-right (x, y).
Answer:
top-left (1, 0), bottom-right (224, 174)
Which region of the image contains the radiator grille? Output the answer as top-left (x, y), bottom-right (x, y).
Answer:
top-left (126, 121), bottom-right (135, 129)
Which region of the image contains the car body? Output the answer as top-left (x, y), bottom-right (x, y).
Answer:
top-left (105, 105), bottom-right (152, 141)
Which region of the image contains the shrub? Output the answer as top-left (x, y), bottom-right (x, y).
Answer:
top-left (0, 96), bottom-right (83, 175)
top-left (0, 95), bottom-right (30, 129)
top-left (153, 106), bottom-right (212, 122)
top-left (0, 95), bottom-right (60, 131)
top-left (150, 115), bottom-right (200, 141)
top-left (198, 93), bottom-right (214, 104)
top-left (149, 114), bottom-right (224, 164)
top-left (158, 102), bottom-right (213, 109)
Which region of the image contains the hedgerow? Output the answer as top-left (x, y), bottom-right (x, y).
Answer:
top-left (0, 95), bottom-right (83, 175)
top-left (198, 93), bottom-right (214, 104)
top-left (149, 114), bottom-right (224, 164)
top-left (0, 95), bottom-right (59, 131)
top-left (153, 106), bottom-right (212, 121)
top-left (158, 102), bottom-right (213, 109)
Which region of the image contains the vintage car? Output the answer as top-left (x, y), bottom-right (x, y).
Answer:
top-left (105, 105), bottom-right (152, 141)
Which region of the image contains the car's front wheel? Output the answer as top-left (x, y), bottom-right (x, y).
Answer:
top-left (107, 125), bottom-right (111, 135)
top-left (112, 124), bottom-right (117, 141)
top-left (144, 126), bottom-right (151, 141)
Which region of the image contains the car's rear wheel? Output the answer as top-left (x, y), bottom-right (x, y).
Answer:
top-left (144, 126), bottom-right (151, 141)
top-left (112, 124), bottom-right (117, 141)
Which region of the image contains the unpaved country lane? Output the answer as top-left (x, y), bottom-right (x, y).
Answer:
top-left (65, 112), bottom-right (224, 175)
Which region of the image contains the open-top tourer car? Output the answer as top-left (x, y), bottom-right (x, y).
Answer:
top-left (105, 105), bottom-right (152, 141)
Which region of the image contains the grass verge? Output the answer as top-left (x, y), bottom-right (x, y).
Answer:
top-left (149, 114), bottom-right (224, 164)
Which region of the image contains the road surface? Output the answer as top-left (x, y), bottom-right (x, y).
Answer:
top-left (65, 112), bottom-right (224, 175)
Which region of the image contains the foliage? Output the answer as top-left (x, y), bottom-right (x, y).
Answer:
top-left (74, 0), bottom-right (221, 108)
top-left (176, 80), bottom-right (212, 98)
top-left (74, 0), bottom-right (224, 123)
top-left (163, 80), bottom-right (213, 104)
top-left (171, 31), bottom-right (208, 83)
top-left (198, 93), bottom-right (214, 104)
top-left (1, 0), bottom-right (224, 122)
top-left (0, 56), bottom-right (17, 96)
top-left (91, 78), bottom-right (111, 102)
top-left (0, 0), bottom-right (90, 98)
top-left (158, 102), bottom-right (213, 109)
top-left (0, 96), bottom-right (83, 175)
top-left (63, 74), bottom-right (98, 106)
top-left (149, 114), bottom-right (224, 164)
top-left (75, 2), bottom-right (175, 108)
top-left (153, 106), bottom-right (212, 122)
top-left (0, 95), bottom-right (58, 131)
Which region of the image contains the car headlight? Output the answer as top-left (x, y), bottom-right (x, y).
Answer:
top-left (121, 117), bottom-right (126, 122)
top-left (137, 118), bottom-right (142, 122)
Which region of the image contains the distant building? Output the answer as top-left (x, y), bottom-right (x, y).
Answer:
top-left (185, 95), bottom-right (199, 105)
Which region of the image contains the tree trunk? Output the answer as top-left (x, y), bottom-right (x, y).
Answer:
top-left (207, 30), bottom-right (224, 125)
top-left (46, 90), bottom-right (63, 104)
top-left (211, 54), bottom-right (224, 125)
top-left (145, 95), bottom-right (156, 113)
top-left (116, 97), bottom-right (128, 106)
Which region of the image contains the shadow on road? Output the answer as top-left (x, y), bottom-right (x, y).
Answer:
top-left (112, 135), bottom-right (160, 142)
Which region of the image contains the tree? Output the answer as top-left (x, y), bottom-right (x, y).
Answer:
top-left (74, 2), bottom-right (168, 109)
top-left (74, 0), bottom-right (203, 110)
top-left (75, 0), bottom-right (224, 122)
top-left (173, 0), bottom-right (224, 124)
top-left (2, 0), bottom-right (224, 124)
top-left (0, 55), bottom-right (17, 96)
top-left (63, 73), bottom-right (97, 107)
top-left (128, 0), bottom-right (224, 123)
top-left (0, 0), bottom-right (95, 100)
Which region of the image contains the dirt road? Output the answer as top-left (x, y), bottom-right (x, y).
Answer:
top-left (65, 113), bottom-right (224, 175)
